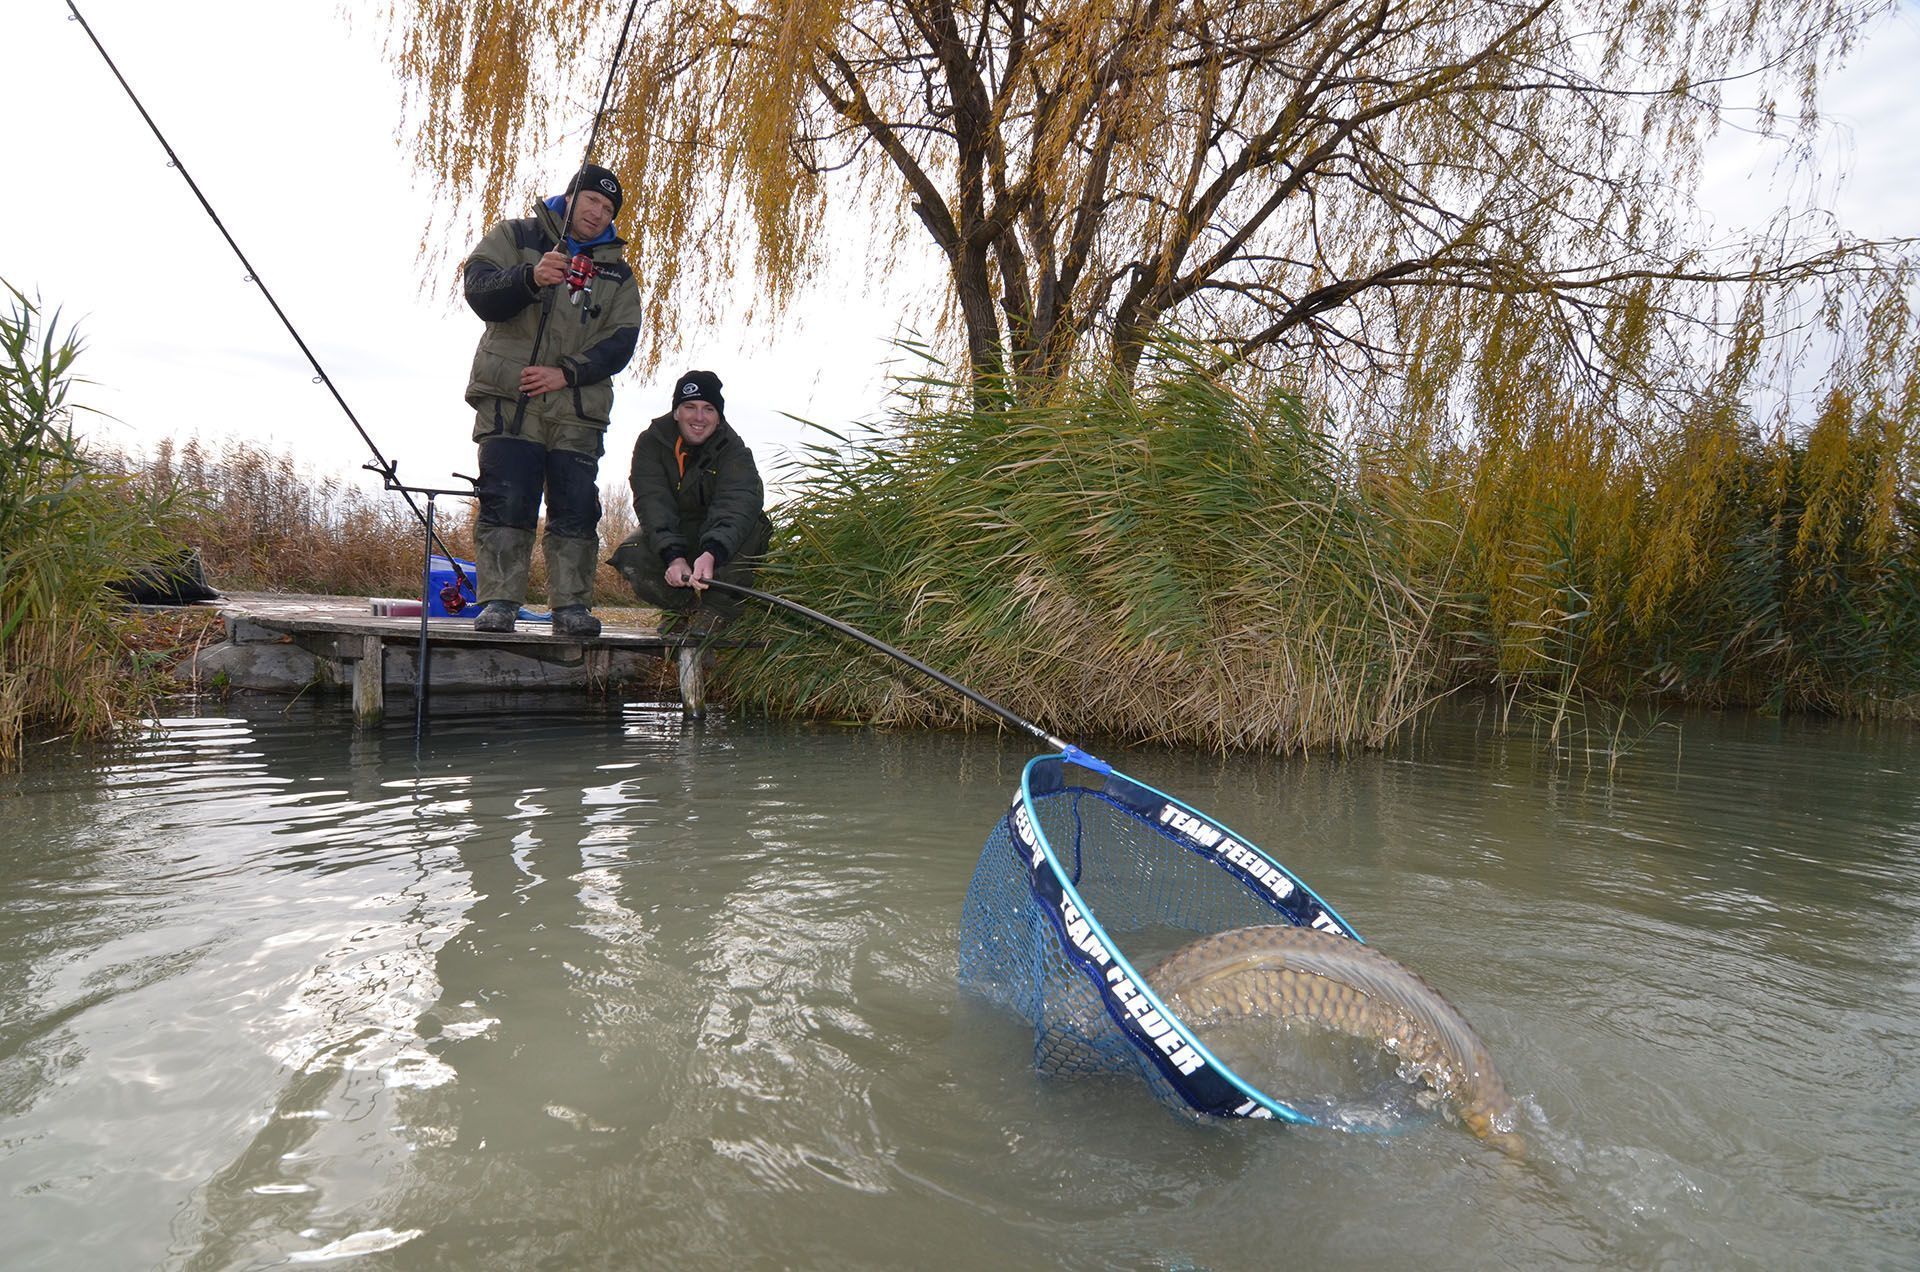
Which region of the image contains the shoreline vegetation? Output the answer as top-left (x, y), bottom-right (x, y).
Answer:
top-left (721, 344), bottom-right (1918, 753)
top-left (1, 288), bottom-right (196, 769)
top-left (4, 295), bottom-right (1915, 771)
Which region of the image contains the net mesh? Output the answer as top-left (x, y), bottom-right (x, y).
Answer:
top-left (958, 754), bottom-right (1355, 1120)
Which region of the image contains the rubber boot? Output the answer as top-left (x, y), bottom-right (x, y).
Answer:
top-left (475, 524), bottom-right (536, 610)
top-left (544, 531), bottom-right (600, 611)
top-left (553, 605), bottom-right (602, 639)
top-left (473, 600), bottom-right (518, 633)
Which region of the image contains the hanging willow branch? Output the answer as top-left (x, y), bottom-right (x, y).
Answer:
top-left (379, 0), bottom-right (1913, 419)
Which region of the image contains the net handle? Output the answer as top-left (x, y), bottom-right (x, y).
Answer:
top-left (700, 580), bottom-right (1109, 773)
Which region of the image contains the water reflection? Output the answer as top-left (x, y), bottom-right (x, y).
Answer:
top-left (1, 700), bottom-right (1916, 1267)
top-left (370, 713), bottom-right (1003, 1265)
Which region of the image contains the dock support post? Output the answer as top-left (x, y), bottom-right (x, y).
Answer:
top-left (677, 644), bottom-right (705, 718)
top-left (353, 635), bottom-right (384, 723)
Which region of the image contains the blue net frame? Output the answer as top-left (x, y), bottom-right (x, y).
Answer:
top-left (958, 753), bottom-right (1361, 1121)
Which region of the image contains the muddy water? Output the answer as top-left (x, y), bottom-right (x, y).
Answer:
top-left (2, 699), bottom-right (1915, 1269)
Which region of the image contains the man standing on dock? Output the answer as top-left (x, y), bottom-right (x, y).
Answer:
top-left (461, 165), bottom-right (641, 638)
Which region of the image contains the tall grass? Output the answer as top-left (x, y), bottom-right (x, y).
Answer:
top-left (1388, 291), bottom-right (1920, 731)
top-left (719, 321), bottom-right (1915, 752)
top-left (0, 285), bottom-right (191, 768)
top-left (114, 439), bottom-right (640, 606)
top-left (722, 345), bottom-right (1448, 752)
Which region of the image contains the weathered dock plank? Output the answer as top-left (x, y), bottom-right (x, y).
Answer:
top-left (179, 592), bottom-right (725, 720)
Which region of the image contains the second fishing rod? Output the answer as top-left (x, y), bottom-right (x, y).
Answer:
top-left (65, 0), bottom-right (473, 598)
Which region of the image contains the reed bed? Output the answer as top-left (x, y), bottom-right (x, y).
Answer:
top-left (721, 351), bottom-right (1448, 752)
top-left (12, 274), bottom-right (1910, 767)
top-left (718, 326), bottom-right (1916, 750)
top-left (1402, 343), bottom-right (1920, 726)
top-left (115, 439), bottom-right (641, 607)
top-left (1, 286), bottom-right (192, 768)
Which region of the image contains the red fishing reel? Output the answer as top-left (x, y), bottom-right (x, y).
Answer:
top-left (564, 252), bottom-right (597, 304)
top-left (439, 579), bottom-right (468, 615)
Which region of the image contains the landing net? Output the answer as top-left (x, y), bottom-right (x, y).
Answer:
top-left (958, 753), bottom-right (1358, 1121)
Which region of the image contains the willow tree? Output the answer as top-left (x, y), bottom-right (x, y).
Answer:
top-left (381, 0), bottom-right (1908, 406)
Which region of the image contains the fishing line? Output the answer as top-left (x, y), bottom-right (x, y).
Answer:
top-left (63, 0), bottom-right (472, 590)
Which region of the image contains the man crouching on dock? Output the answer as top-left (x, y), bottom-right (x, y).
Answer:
top-left (611, 371), bottom-right (771, 636)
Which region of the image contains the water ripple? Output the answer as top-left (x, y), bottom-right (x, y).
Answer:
top-left (1, 701), bottom-right (1916, 1268)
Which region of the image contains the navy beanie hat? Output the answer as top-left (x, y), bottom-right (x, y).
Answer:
top-left (567, 164), bottom-right (624, 215)
top-left (672, 370), bottom-right (725, 420)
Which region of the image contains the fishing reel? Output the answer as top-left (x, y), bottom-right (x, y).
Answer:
top-left (438, 579), bottom-right (468, 615)
top-left (564, 252), bottom-right (597, 305)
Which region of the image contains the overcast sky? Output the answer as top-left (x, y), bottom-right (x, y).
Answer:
top-left (6, 0), bottom-right (1917, 502)
top-left (8, 0), bottom-right (938, 499)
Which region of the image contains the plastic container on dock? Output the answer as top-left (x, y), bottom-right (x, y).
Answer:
top-left (427, 556), bottom-right (479, 618)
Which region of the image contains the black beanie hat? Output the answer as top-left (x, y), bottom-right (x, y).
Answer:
top-left (566, 164), bottom-right (624, 216)
top-left (672, 370), bottom-right (725, 420)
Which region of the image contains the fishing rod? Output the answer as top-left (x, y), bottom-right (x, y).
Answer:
top-left (510, 0), bottom-right (643, 435)
top-left (64, 0), bottom-right (473, 599)
top-left (700, 579), bottom-right (1111, 773)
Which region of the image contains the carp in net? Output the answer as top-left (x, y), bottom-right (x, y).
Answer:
top-left (708, 582), bottom-right (1522, 1153)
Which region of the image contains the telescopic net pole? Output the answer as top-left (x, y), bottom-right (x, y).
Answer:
top-left (700, 579), bottom-right (1110, 773)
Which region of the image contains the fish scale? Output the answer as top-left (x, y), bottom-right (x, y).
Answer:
top-left (1147, 925), bottom-right (1524, 1156)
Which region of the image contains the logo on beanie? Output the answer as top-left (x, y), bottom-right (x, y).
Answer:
top-left (681, 381), bottom-right (700, 399)
top-left (598, 178), bottom-right (618, 196)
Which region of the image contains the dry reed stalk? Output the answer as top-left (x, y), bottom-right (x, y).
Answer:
top-left (118, 438), bottom-right (644, 606)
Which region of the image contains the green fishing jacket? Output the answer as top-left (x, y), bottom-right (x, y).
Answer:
top-left (462, 199), bottom-right (642, 436)
top-left (628, 413), bottom-right (770, 567)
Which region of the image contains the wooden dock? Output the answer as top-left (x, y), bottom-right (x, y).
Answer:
top-left (182, 592), bottom-right (726, 721)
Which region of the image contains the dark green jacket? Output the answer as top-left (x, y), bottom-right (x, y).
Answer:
top-left (462, 199), bottom-right (642, 431)
top-left (629, 413), bottom-right (769, 566)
